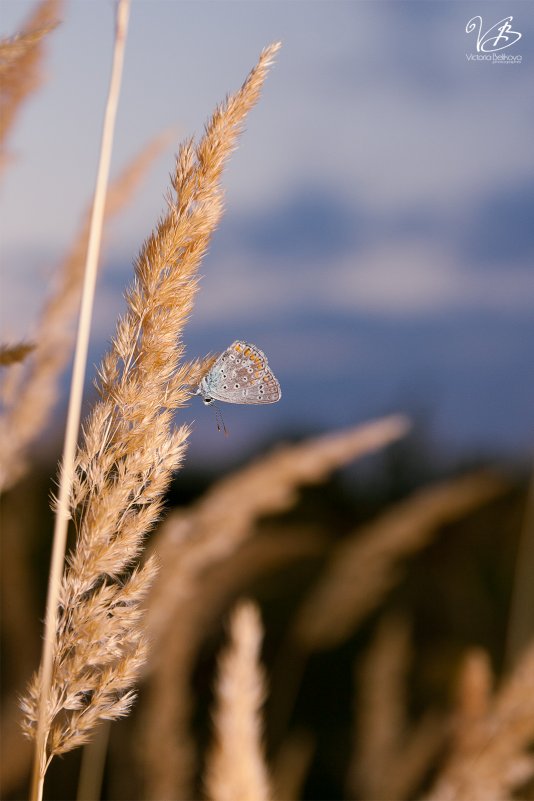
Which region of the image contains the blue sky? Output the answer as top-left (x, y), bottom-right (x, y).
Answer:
top-left (1, 1), bottom-right (533, 465)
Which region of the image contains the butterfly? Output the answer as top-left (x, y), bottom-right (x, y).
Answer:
top-left (195, 341), bottom-right (281, 406)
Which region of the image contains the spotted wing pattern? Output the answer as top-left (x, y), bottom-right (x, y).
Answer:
top-left (201, 340), bottom-right (281, 404)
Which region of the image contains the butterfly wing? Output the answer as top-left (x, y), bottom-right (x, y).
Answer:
top-left (203, 340), bottom-right (281, 404)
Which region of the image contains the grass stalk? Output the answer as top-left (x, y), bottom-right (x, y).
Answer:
top-left (205, 602), bottom-right (271, 801)
top-left (29, 3), bottom-right (130, 798)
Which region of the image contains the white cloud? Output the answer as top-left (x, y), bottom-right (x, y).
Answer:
top-left (192, 240), bottom-right (534, 324)
top-left (327, 242), bottom-right (534, 316)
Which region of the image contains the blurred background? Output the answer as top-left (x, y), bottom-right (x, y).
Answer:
top-left (1, 2), bottom-right (534, 800)
top-left (1, 0), bottom-right (533, 466)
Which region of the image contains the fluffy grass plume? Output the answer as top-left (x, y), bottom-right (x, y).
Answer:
top-left (0, 133), bottom-right (170, 491)
top-left (205, 602), bottom-right (272, 801)
top-left (21, 41), bottom-right (280, 769)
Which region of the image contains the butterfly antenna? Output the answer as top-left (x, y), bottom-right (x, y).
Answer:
top-left (214, 404), bottom-right (228, 437)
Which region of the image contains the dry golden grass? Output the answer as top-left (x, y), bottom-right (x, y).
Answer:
top-left (0, 133), bottom-right (170, 491)
top-left (140, 466), bottom-right (508, 801)
top-left (293, 471), bottom-right (506, 650)
top-left (140, 525), bottom-right (323, 800)
top-left (3, 6), bottom-right (530, 800)
top-left (147, 414), bottom-right (410, 643)
top-left (0, 0), bottom-right (62, 161)
top-left (426, 641), bottom-right (534, 801)
top-left (348, 614), bottom-right (445, 800)
top-left (205, 602), bottom-right (272, 801)
top-left (20, 41), bottom-right (280, 778)
top-left (139, 418), bottom-right (408, 799)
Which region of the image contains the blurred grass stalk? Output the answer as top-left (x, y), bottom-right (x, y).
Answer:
top-left (205, 602), bottom-right (272, 801)
top-left (147, 415), bottom-right (410, 643)
top-left (29, 2), bottom-right (131, 798)
top-left (142, 453), bottom-right (507, 800)
top-left (292, 471), bottom-right (506, 651)
top-left (348, 614), bottom-right (445, 800)
top-left (0, 0), bottom-right (63, 169)
top-left (141, 416), bottom-right (410, 799)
